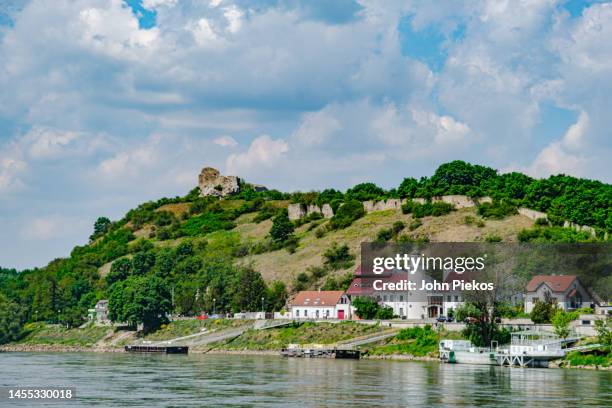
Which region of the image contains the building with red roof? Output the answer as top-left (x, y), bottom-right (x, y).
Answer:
top-left (524, 275), bottom-right (593, 313)
top-left (290, 290), bottom-right (352, 320)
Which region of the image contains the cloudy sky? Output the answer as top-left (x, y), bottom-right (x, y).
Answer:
top-left (1, 0), bottom-right (611, 269)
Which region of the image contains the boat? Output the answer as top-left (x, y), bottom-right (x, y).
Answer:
top-left (439, 340), bottom-right (497, 365)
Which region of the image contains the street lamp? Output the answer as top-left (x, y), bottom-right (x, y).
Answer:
top-left (261, 297), bottom-right (265, 316)
top-left (213, 298), bottom-right (216, 316)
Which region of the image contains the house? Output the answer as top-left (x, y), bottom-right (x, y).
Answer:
top-left (290, 290), bottom-right (351, 320)
top-left (524, 275), bottom-right (592, 313)
top-left (346, 266), bottom-right (465, 319)
top-left (87, 299), bottom-right (109, 324)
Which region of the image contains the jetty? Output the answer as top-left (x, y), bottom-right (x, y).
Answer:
top-left (124, 344), bottom-right (188, 354)
top-left (280, 344), bottom-right (360, 359)
top-left (440, 329), bottom-right (596, 368)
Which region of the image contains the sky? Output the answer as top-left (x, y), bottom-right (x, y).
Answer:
top-left (0, 0), bottom-right (611, 269)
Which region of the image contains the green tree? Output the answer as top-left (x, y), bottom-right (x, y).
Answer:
top-left (551, 310), bottom-right (576, 339)
top-left (398, 177), bottom-right (419, 198)
top-left (0, 294), bottom-right (24, 344)
top-left (323, 242), bottom-right (355, 270)
top-left (530, 294), bottom-right (558, 323)
top-left (594, 319), bottom-right (611, 346)
top-left (266, 281), bottom-right (288, 311)
top-left (106, 258), bottom-right (132, 286)
top-left (90, 217), bottom-right (111, 241)
top-left (329, 200), bottom-right (365, 229)
top-left (270, 211), bottom-right (295, 243)
top-left (351, 296), bottom-right (380, 319)
top-left (231, 268), bottom-right (268, 312)
top-left (108, 275), bottom-right (172, 332)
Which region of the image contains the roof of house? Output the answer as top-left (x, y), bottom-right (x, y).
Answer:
top-left (291, 291), bottom-right (345, 307)
top-left (526, 275), bottom-right (578, 293)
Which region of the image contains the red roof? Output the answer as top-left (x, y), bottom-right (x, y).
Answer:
top-left (346, 272), bottom-right (411, 296)
top-left (526, 275), bottom-right (578, 293)
top-left (291, 291), bottom-right (345, 306)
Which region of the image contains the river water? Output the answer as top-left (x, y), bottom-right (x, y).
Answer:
top-left (0, 353), bottom-right (610, 407)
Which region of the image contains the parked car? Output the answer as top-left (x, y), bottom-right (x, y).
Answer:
top-left (464, 317), bottom-right (479, 324)
top-left (436, 315), bottom-right (447, 322)
top-left (494, 317), bottom-right (502, 324)
top-left (446, 316), bottom-right (454, 323)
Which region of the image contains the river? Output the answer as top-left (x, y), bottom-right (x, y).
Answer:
top-left (0, 353), bottom-right (610, 407)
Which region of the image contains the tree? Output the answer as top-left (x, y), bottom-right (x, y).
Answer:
top-left (108, 275), bottom-right (172, 332)
top-left (594, 319), bottom-right (611, 346)
top-left (375, 306), bottom-right (395, 319)
top-left (351, 297), bottom-right (380, 319)
top-left (323, 242), bottom-right (355, 270)
top-left (398, 177), bottom-right (419, 198)
top-left (270, 212), bottom-right (294, 243)
top-left (346, 182), bottom-right (386, 201)
top-left (329, 200), bottom-right (365, 229)
top-left (267, 281), bottom-right (288, 311)
top-left (551, 310), bottom-right (576, 339)
top-left (91, 217), bottom-right (111, 241)
top-left (0, 294), bottom-right (24, 344)
top-left (530, 293), bottom-right (558, 323)
top-left (231, 268), bottom-right (268, 312)
top-left (106, 258), bottom-right (132, 286)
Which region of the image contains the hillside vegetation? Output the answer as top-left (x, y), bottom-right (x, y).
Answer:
top-left (0, 161), bottom-right (610, 341)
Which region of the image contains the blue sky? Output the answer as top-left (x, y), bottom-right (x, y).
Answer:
top-left (0, 0), bottom-right (611, 269)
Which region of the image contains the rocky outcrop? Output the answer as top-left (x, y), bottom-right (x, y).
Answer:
top-left (198, 167), bottom-right (241, 197)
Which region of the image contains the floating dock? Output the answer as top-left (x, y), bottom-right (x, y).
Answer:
top-left (125, 345), bottom-right (189, 354)
top-left (280, 347), bottom-right (360, 359)
top-left (440, 330), bottom-right (585, 368)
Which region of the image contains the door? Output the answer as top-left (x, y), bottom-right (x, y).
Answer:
top-left (338, 310), bottom-right (345, 320)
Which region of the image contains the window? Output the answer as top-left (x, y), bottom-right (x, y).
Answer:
top-left (399, 295), bottom-right (404, 302)
top-left (390, 295), bottom-right (394, 302)
top-left (447, 295), bottom-right (451, 302)
top-left (399, 308), bottom-right (404, 316)
top-left (383, 295), bottom-right (388, 302)
top-left (304, 310), bottom-right (308, 317)
top-left (455, 295), bottom-right (459, 302)
top-left (316, 310), bottom-right (320, 318)
top-left (296, 310), bottom-right (299, 317)
top-left (533, 297), bottom-right (540, 304)
top-left (326, 310), bottom-right (330, 317)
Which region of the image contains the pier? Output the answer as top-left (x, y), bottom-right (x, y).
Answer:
top-left (280, 346), bottom-right (360, 359)
top-left (125, 345), bottom-right (189, 354)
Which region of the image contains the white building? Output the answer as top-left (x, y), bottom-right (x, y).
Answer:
top-left (347, 267), bottom-right (465, 319)
top-left (290, 290), bottom-right (352, 320)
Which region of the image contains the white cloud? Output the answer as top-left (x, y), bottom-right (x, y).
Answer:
top-left (292, 109), bottom-right (342, 146)
top-left (213, 135), bottom-right (238, 147)
top-left (226, 135), bottom-right (289, 174)
top-left (20, 215), bottom-right (88, 241)
top-left (0, 157), bottom-right (27, 193)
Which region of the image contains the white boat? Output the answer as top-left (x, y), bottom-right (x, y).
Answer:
top-left (439, 340), bottom-right (498, 365)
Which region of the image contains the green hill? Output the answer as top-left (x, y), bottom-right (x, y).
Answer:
top-left (0, 160), bottom-right (610, 338)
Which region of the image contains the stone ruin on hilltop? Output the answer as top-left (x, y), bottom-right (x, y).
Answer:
top-left (198, 167), bottom-right (267, 197)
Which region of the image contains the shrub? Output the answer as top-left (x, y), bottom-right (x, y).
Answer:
top-left (180, 213), bottom-right (235, 236)
top-left (484, 234), bottom-right (502, 242)
top-left (534, 217), bottom-right (549, 226)
top-left (329, 200), bottom-right (365, 229)
top-left (314, 227), bottom-right (326, 238)
top-left (413, 202), bottom-right (453, 218)
top-left (323, 242), bottom-right (355, 270)
top-left (376, 228), bottom-right (393, 243)
top-left (392, 221), bottom-right (405, 234)
top-left (270, 211), bottom-right (295, 243)
top-left (401, 200), bottom-right (415, 214)
top-left (409, 219), bottom-right (422, 231)
top-left (254, 204), bottom-right (279, 223)
top-left (477, 201), bottom-right (517, 219)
